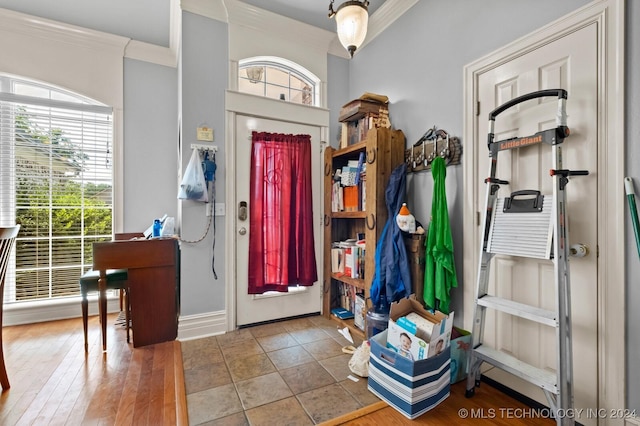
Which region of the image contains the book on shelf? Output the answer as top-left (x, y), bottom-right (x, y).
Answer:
top-left (331, 172), bottom-right (366, 213)
top-left (343, 186), bottom-right (359, 212)
top-left (360, 175), bottom-right (366, 210)
top-left (331, 181), bottom-right (343, 212)
top-left (354, 152), bottom-right (365, 185)
top-left (340, 115), bottom-right (382, 147)
top-left (342, 243), bottom-right (364, 280)
top-left (344, 246), bottom-right (355, 278)
top-left (331, 307), bottom-right (354, 320)
top-left (331, 246), bottom-right (345, 276)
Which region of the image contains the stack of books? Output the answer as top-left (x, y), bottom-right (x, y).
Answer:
top-left (331, 152), bottom-right (366, 213)
top-left (339, 93), bottom-right (391, 148)
top-left (331, 238), bottom-right (365, 279)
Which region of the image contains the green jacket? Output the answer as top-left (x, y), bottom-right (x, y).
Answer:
top-left (424, 157), bottom-right (458, 313)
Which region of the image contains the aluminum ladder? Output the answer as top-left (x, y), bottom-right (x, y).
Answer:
top-left (465, 89), bottom-right (588, 426)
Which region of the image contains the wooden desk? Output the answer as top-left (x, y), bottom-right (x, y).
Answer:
top-left (93, 238), bottom-right (180, 348)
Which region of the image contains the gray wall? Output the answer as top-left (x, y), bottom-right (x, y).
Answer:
top-left (179, 12), bottom-right (228, 316)
top-left (123, 58), bottom-right (178, 232)
top-left (343, 0), bottom-right (638, 411)
top-left (327, 54), bottom-right (350, 148)
top-left (346, 0), bottom-right (594, 320)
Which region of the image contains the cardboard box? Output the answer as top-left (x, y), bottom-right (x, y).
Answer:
top-left (368, 330), bottom-right (451, 419)
top-left (385, 296), bottom-right (454, 361)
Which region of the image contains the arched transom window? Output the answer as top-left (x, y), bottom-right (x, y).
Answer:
top-left (238, 57), bottom-right (320, 107)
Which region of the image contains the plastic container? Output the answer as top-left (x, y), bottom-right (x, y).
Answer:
top-left (152, 219), bottom-right (162, 238)
top-left (366, 307), bottom-right (389, 339)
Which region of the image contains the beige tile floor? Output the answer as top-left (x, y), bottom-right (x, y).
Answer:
top-left (181, 314), bottom-right (380, 425)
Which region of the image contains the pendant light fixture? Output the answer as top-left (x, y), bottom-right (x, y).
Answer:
top-left (328, 0), bottom-right (370, 58)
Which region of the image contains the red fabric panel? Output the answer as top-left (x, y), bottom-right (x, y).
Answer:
top-left (248, 132), bottom-right (317, 294)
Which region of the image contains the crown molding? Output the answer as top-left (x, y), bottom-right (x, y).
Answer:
top-left (126, 0), bottom-right (180, 66)
top-left (181, 0), bottom-right (416, 58)
top-left (180, 0), bottom-right (228, 22)
top-left (0, 7), bottom-right (129, 55)
top-left (1, 0), bottom-right (416, 66)
top-left (184, 0), bottom-right (336, 54)
top-left (124, 40), bottom-right (177, 67)
top-left (0, 6), bottom-right (180, 68)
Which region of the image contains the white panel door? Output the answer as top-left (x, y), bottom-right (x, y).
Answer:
top-left (235, 115), bottom-right (322, 326)
top-left (474, 23), bottom-right (598, 420)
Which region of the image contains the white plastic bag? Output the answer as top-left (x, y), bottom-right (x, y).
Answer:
top-left (348, 341), bottom-right (371, 377)
top-left (178, 149), bottom-right (208, 202)
top-left (161, 217), bottom-right (175, 236)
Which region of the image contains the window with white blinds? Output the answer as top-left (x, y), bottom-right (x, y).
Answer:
top-left (0, 75), bottom-right (113, 303)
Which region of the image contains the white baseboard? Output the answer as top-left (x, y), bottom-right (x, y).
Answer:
top-left (3, 296), bottom-right (121, 326)
top-left (4, 300), bottom-right (228, 343)
top-left (177, 310), bottom-right (227, 341)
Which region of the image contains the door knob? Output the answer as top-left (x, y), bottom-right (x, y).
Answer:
top-left (570, 244), bottom-right (589, 257)
top-left (238, 227), bottom-right (247, 236)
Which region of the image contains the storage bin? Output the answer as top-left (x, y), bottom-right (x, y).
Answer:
top-left (368, 330), bottom-right (450, 419)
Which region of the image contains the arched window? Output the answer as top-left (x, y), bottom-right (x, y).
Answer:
top-left (0, 74), bottom-right (113, 303)
top-left (238, 57), bottom-right (320, 107)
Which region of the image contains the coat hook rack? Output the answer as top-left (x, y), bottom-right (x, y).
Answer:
top-left (404, 126), bottom-right (462, 173)
top-left (191, 143), bottom-right (218, 153)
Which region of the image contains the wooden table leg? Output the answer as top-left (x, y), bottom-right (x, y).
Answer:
top-left (0, 320), bottom-right (9, 389)
top-left (125, 287), bottom-right (130, 344)
top-left (98, 271), bottom-right (107, 352)
top-left (82, 294), bottom-right (89, 352)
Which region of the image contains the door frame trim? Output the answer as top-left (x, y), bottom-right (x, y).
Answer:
top-left (224, 90), bottom-right (330, 330)
top-left (462, 0), bottom-right (625, 413)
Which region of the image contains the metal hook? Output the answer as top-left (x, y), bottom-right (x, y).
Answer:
top-left (440, 132), bottom-right (451, 158)
top-left (366, 149), bottom-right (377, 164)
top-left (365, 214), bottom-right (376, 230)
top-left (411, 144), bottom-right (417, 170)
top-left (422, 134), bottom-right (427, 166)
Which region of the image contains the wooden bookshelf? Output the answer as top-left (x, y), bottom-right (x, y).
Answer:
top-left (323, 127), bottom-right (405, 338)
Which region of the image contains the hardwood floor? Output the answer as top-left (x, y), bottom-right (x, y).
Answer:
top-left (2, 314), bottom-right (552, 426)
top-left (321, 380), bottom-right (555, 425)
top-left (0, 314), bottom-right (187, 426)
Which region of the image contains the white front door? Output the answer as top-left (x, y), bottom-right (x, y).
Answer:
top-left (471, 23), bottom-right (598, 420)
top-left (235, 114), bottom-right (322, 326)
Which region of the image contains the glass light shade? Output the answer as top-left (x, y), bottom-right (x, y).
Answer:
top-left (335, 2), bottom-right (369, 57)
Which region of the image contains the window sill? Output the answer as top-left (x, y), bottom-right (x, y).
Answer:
top-left (3, 294), bottom-right (121, 326)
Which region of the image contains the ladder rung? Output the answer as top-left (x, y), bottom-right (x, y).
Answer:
top-left (474, 345), bottom-right (558, 394)
top-left (477, 295), bottom-right (558, 327)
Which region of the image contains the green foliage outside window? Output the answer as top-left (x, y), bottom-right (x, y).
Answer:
top-left (11, 107), bottom-right (113, 301)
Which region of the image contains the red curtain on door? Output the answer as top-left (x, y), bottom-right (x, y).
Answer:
top-left (248, 131), bottom-right (318, 294)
